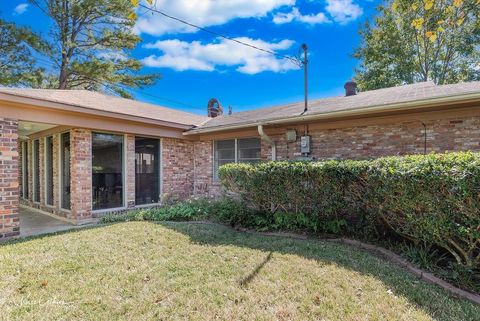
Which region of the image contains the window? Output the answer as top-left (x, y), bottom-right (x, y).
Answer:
top-left (214, 140), bottom-right (235, 179)
top-left (214, 138), bottom-right (261, 179)
top-left (61, 132), bottom-right (71, 210)
top-left (33, 140), bottom-right (40, 202)
top-left (237, 138), bottom-right (262, 163)
top-left (92, 133), bottom-right (124, 210)
top-left (21, 142), bottom-right (28, 198)
top-left (135, 137), bottom-right (160, 205)
top-left (45, 136), bottom-right (54, 206)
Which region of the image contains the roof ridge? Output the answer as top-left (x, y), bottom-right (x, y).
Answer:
top-left (193, 80), bottom-right (480, 132)
top-left (211, 81), bottom-right (440, 120)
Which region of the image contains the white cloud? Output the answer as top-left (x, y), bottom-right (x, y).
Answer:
top-left (13, 3), bottom-right (28, 15)
top-left (97, 51), bottom-right (128, 61)
top-left (272, 1), bottom-right (362, 26)
top-left (325, 0), bottom-right (363, 24)
top-left (142, 38), bottom-right (299, 74)
top-left (135, 0), bottom-right (294, 36)
top-left (273, 7), bottom-right (330, 25)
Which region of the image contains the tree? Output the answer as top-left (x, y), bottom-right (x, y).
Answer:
top-left (0, 19), bottom-right (49, 87)
top-left (353, 0), bottom-right (480, 91)
top-left (30, 0), bottom-right (159, 98)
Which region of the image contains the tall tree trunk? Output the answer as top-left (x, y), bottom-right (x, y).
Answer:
top-left (57, 0), bottom-right (69, 89)
top-left (58, 55), bottom-right (69, 89)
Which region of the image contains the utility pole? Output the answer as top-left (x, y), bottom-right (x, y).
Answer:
top-left (302, 44), bottom-right (308, 113)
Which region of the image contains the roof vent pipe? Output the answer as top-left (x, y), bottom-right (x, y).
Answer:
top-left (258, 125), bottom-right (276, 161)
top-left (344, 81), bottom-right (358, 96)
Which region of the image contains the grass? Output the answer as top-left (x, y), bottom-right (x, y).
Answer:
top-left (0, 222), bottom-right (479, 321)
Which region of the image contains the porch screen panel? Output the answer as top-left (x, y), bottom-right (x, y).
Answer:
top-left (61, 133), bottom-right (71, 210)
top-left (22, 142), bottom-right (28, 198)
top-left (45, 136), bottom-right (54, 206)
top-left (135, 137), bottom-right (160, 205)
top-left (92, 133), bottom-right (124, 210)
top-left (33, 140), bottom-right (40, 202)
top-left (214, 139), bottom-right (235, 180)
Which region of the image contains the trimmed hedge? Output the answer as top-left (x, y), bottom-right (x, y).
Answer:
top-left (219, 152), bottom-right (480, 269)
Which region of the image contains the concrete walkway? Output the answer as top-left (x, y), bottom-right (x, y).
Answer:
top-left (19, 207), bottom-right (79, 238)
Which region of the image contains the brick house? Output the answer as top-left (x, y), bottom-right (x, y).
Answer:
top-left (1, 80), bottom-right (480, 238)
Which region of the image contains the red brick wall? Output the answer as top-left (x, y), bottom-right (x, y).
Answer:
top-left (126, 134), bottom-right (136, 208)
top-left (193, 141), bottom-right (222, 197)
top-left (0, 118), bottom-right (19, 238)
top-left (192, 115), bottom-right (480, 197)
top-left (267, 117), bottom-right (480, 161)
top-left (70, 129), bottom-right (92, 220)
top-left (162, 138), bottom-right (194, 200)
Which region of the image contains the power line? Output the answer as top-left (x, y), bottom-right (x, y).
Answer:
top-left (138, 4), bottom-right (303, 67)
top-left (32, 58), bottom-right (205, 111)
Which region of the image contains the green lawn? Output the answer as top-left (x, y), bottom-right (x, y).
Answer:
top-left (1, 222), bottom-right (478, 321)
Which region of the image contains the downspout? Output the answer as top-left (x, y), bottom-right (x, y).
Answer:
top-left (258, 125), bottom-right (276, 161)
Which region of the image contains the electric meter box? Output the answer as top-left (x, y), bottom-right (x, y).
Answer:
top-left (300, 135), bottom-right (310, 154)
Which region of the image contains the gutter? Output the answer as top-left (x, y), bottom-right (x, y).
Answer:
top-left (184, 92), bottom-right (480, 135)
top-left (258, 125), bottom-right (276, 161)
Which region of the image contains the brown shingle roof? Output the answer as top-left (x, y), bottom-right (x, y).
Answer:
top-left (192, 81), bottom-right (480, 133)
top-left (2, 82), bottom-right (480, 133)
top-left (0, 88), bottom-right (208, 127)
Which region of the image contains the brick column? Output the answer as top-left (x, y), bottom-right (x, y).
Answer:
top-left (70, 129), bottom-right (92, 221)
top-left (162, 138), bottom-right (194, 200)
top-left (0, 118), bottom-right (19, 238)
top-left (193, 141), bottom-right (222, 197)
top-left (126, 135), bottom-right (136, 208)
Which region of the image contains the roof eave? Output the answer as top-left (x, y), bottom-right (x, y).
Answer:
top-left (0, 92), bottom-right (199, 130)
top-left (184, 92), bottom-right (480, 135)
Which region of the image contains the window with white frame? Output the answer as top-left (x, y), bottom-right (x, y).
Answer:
top-left (213, 138), bottom-right (261, 179)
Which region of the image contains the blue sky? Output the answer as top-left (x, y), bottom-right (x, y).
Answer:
top-left (2, 0), bottom-right (382, 115)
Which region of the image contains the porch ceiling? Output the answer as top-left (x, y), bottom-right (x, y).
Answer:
top-left (18, 121), bottom-right (56, 139)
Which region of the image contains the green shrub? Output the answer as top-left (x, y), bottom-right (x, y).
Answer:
top-left (220, 160), bottom-right (370, 231)
top-left (219, 152), bottom-right (480, 269)
top-left (101, 210), bottom-right (148, 223)
top-left (100, 198), bottom-right (252, 225)
top-left (364, 153), bottom-right (480, 268)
